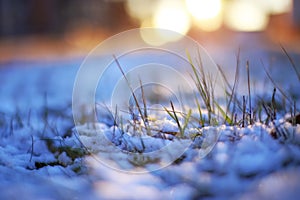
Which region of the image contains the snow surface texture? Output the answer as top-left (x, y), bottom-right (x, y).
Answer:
top-left (1, 55), bottom-right (300, 199)
top-left (78, 121), bottom-right (300, 199)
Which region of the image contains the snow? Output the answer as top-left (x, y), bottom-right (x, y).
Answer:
top-left (73, 120), bottom-right (300, 199)
top-left (0, 52), bottom-right (300, 199)
top-left (242, 168), bottom-right (300, 200)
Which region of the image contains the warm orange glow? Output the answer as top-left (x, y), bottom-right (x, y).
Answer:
top-left (194, 16), bottom-right (222, 32)
top-left (224, 1), bottom-right (269, 32)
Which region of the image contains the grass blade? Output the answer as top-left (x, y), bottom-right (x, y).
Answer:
top-left (280, 44), bottom-right (300, 81)
top-left (113, 55), bottom-right (149, 133)
top-left (246, 61), bottom-right (252, 124)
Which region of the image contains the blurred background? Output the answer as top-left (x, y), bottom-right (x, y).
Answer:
top-left (0, 0), bottom-right (300, 62)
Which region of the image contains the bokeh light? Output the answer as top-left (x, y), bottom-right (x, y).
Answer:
top-left (186, 0), bottom-right (222, 20)
top-left (186, 0), bottom-right (222, 32)
top-left (140, 20), bottom-right (167, 46)
top-left (125, 0), bottom-right (294, 33)
top-left (253, 0), bottom-right (292, 15)
top-left (194, 16), bottom-right (222, 32)
top-left (140, 1), bottom-right (191, 46)
top-left (125, 0), bottom-right (159, 22)
top-left (224, 0), bottom-right (269, 32)
top-left (152, 1), bottom-right (190, 35)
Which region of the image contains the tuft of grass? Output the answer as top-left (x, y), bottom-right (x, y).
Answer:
top-left (215, 63), bottom-right (236, 125)
top-left (113, 55), bottom-right (150, 136)
top-left (187, 50), bottom-right (215, 124)
top-left (187, 49), bottom-right (242, 126)
top-left (91, 48), bottom-right (300, 150)
top-left (225, 49), bottom-right (242, 125)
top-left (164, 101), bottom-right (192, 137)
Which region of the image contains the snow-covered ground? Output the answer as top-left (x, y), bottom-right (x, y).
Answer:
top-left (0, 47), bottom-right (300, 199)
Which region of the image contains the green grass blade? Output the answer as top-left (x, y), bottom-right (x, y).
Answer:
top-left (214, 100), bottom-right (233, 125)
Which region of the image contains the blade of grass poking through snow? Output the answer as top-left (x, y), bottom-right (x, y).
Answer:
top-left (242, 96), bottom-right (246, 127)
top-left (216, 64), bottom-right (232, 92)
top-left (246, 61), bottom-right (252, 124)
top-left (214, 99), bottom-right (232, 124)
top-left (164, 101), bottom-right (181, 136)
top-left (216, 64), bottom-right (235, 124)
top-left (261, 59), bottom-right (293, 105)
top-left (280, 44), bottom-right (300, 81)
top-left (229, 49), bottom-right (241, 123)
top-left (193, 92), bottom-right (204, 126)
top-left (113, 55), bottom-right (150, 134)
top-left (216, 49), bottom-right (240, 125)
top-left (170, 101), bottom-right (181, 132)
top-left (210, 72), bottom-right (217, 116)
top-left (114, 104), bottom-right (118, 126)
top-left (272, 88), bottom-right (277, 120)
top-left (139, 78), bottom-right (148, 123)
top-left (112, 104), bottom-right (118, 136)
top-left (182, 109), bottom-right (192, 137)
top-left (196, 49), bottom-right (214, 119)
top-left (164, 106), bottom-right (175, 121)
top-left (139, 77), bottom-right (151, 135)
top-left (186, 49), bottom-right (213, 123)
